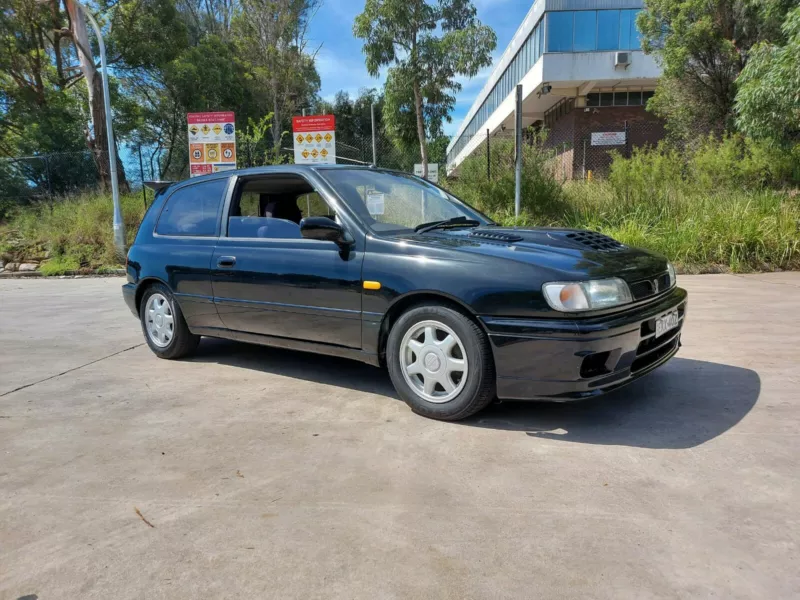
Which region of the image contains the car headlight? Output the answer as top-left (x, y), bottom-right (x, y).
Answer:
top-left (542, 278), bottom-right (633, 312)
top-left (667, 262), bottom-right (676, 288)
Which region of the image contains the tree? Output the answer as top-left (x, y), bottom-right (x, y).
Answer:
top-left (354, 0), bottom-right (495, 177)
top-left (736, 6), bottom-right (800, 145)
top-left (235, 0), bottom-right (321, 155)
top-left (638, 0), bottom-right (795, 140)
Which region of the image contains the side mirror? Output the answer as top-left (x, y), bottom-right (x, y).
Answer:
top-left (300, 216), bottom-right (353, 246)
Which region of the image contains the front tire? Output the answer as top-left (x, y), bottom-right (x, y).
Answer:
top-left (140, 283), bottom-right (200, 359)
top-left (386, 303), bottom-right (496, 421)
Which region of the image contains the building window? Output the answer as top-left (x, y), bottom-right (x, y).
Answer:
top-left (547, 11), bottom-right (574, 52)
top-left (597, 10), bottom-right (620, 51)
top-left (545, 9), bottom-right (643, 53)
top-left (448, 16), bottom-right (549, 165)
top-left (586, 90), bottom-right (654, 107)
top-left (573, 11), bottom-right (597, 52)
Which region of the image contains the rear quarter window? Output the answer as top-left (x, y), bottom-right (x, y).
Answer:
top-left (156, 178), bottom-right (228, 236)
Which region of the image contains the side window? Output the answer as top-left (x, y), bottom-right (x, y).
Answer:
top-left (227, 176), bottom-right (336, 239)
top-left (156, 178), bottom-right (227, 236)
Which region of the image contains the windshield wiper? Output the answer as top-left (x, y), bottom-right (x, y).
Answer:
top-left (414, 216), bottom-right (481, 234)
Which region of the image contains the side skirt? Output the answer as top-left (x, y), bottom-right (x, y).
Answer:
top-left (191, 326), bottom-right (382, 368)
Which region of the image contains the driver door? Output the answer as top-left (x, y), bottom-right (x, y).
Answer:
top-left (210, 174), bottom-right (364, 348)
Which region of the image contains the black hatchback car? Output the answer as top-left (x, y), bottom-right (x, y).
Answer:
top-left (123, 165), bottom-right (687, 421)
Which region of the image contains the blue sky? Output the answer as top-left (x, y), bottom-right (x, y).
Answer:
top-left (307, 0), bottom-right (532, 137)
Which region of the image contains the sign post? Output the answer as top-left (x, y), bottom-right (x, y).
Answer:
top-left (187, 111), bottom-right (237, 177)
top-left (293, 115), bottom-right (336, 165)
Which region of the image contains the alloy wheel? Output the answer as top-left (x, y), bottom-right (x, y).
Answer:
top-left (399, 320), bottom-right (468, 403)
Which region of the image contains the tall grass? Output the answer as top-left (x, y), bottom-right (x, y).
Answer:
top-left (0, 192), bottom-right (145, 271)
top-left (447, 137), bottom-right (800, 273)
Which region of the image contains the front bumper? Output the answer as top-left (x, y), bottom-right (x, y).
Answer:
top-left (482, 287), bottom-right (687, 400)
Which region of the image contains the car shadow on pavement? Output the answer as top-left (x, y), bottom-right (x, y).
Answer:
top-left (466, 358), bottom-right (760, 449)
top-left (190, 337), bottom-right (398, 398)
top-left (190, 340), bottom-right (759, 450)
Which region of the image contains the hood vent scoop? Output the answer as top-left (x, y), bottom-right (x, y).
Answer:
top-left (565, 231), bottom-right (626, 252)
top-left (469, 230), bottom-right (524, 243)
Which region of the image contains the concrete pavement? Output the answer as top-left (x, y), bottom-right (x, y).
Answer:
top-left (0, 274), bottom-right (798, 599)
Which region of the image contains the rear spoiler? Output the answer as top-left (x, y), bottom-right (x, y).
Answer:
top-left (143, 180), bottom-right (175, 193)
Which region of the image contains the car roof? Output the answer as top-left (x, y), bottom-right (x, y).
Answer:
top-left (159, 164), bottom-right (424, 196)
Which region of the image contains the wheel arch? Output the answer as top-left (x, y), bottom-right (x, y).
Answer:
top-left (377, 290), bottom-right (489, 367)
top-left (133, 276), bottom-right (170, 316)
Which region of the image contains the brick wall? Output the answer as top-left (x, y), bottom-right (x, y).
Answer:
top-left (543, 105), bottom-right (666, 179)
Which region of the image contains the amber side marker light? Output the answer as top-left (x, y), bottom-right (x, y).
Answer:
top-left (363, 281), bottom-right (381, 290)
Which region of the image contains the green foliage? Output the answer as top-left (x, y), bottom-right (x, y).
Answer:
top-left (445, 132), bottom-right (566, 223)
top-left (444, 135), bottom-right (800, 273)
top-left (736, 6), bottom-right (800, 145)
top-left (556, 182), bottom-right (800, 273)
top-left (354, 0), bottom-right (496, 170)
top-left (638, 0), bottom-right (795, 141)
top-left (0, 193), bottom-right (145, 269)
top-left (39, 255), bottom-right (80, 276)
top-left (606, 137), bottom-right (799, 195)
top-left (237, 114), bottom-right (287, 167)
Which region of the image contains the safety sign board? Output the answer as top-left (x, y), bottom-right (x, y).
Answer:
top-left (187, 111), bottom-right (237, 177)
top-left (293, 115), bottom-right (336, 165)
top-left (591, 131), bottom-right (626, 146)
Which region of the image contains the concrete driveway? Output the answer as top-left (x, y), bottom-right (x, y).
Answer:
top-left (1, 274), bottom-right (798, 599)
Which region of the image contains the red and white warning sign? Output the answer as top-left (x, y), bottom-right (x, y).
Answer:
top-left (187, 111), bottom-right (237, 177)
top-left (292, 115), bottom-right (335, 165)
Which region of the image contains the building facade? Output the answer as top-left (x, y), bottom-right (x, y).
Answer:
top-left (446, 0), bottom-right (664, 177)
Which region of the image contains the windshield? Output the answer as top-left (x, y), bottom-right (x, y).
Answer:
top-left (319, 168), bottom-right (492, 234)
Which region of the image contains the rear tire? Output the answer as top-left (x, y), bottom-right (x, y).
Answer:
top-left (386, 303), bottom-right (495, 421)
top-left (139, 283), bottom-right (200, 359)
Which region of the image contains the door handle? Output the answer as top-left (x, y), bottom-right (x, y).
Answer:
top-left (217, 256), bottom-right (236, 268)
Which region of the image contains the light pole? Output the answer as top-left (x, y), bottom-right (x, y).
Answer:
top-left (71, 0), bottom-right (125, 259)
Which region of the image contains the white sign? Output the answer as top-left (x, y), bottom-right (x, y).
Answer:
top-left (414, 163), bottom-right (439, 183)
top-left (366, 191), bottom-right (385, 215)
top-left (292, 115), bottom-right (336, 165)
top-left (591, 132), bottom-right (626, 146)
top-left (187, 111), bottom-right (237, 177)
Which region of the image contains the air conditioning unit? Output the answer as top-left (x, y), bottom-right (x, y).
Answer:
top-left (615, 52), bottom-right (631, 68)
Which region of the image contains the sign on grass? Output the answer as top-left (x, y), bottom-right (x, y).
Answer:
top-left (293, 115), bottom-right (336, 165)
top-left (187, 111), bottom-right (236, 177)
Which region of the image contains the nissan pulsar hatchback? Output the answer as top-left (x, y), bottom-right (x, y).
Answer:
top-left (123, 166), bottom-right (687, 421)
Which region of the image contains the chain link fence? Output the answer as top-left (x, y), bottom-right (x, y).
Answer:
top-left (446, 119), bottom-right (666, 184)
top-left (0, 119), bottom-right (665, 219)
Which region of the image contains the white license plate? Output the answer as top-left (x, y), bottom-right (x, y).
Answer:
top-left (655, 310), bottom-right (680, 338)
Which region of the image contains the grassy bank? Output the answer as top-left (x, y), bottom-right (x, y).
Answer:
top-left (446, 138), bottom-right (800, 273)
top-left (0, 192), bottom-right (145, 274)
top-left (2, 177), bottom-right (799, 275)
top-left (480, 182), bottom-right (800, 273)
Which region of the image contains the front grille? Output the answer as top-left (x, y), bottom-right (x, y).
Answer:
top-left (469, 230), bottom-right (523, 242)
top-left (630, 272), bottom-right (672, 301)
top-left (632, 304), bottom-right (686, 373)
top-left (565, 231), bottom-right (626, 252)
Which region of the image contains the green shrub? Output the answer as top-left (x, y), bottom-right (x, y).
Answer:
top-left (690, 135), bottom-right (798, 190)
top-left (39, 255), bottom-right (80, 276)
top-left (445, 135), bottom-right (567, 225)
top-left (1, 192), bottom-right (144, 269)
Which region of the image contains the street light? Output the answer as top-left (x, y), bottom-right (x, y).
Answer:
top-left (68, 0), bottom-right (126, 259)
